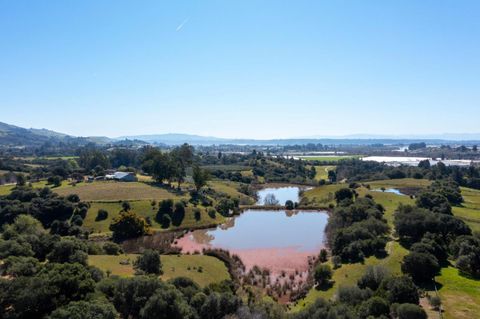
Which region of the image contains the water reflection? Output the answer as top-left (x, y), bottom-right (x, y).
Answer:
top-left (177, 209), bottom-right (328, 252)
top-left (256, 186), bottom-right (310, 205)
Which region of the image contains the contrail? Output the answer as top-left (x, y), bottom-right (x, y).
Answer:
top-left (176, 17), bottom-right (190, 32)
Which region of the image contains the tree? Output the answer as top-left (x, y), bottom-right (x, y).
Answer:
top-left (418, 159), bottom-right (431, 169)
top-left (103, 242), bottom-right (123, 255)
top-left (95, 209), bottom-right (109, 221)
top-left (121, 201), bottom-right (131, 212)
top-left (285, 200), bottom-right (294, 210)
top-left (314, 264), bottom-right (333, 287)
top-left (393, 303), bottom-right (427, 319)
top-left (328, 170), bottom-right (337, 182)
top-left (263, 194), bottom-right (279, 206)
top-left (401, 252), bottom-right (440, 283)
top-left (105, 276), bottom-right (162, 318)
top-left (357, 296), bottom-right (389, 318)
top-left (334, 188), bottom-right (354, 204)
top-left (319, 249), bottom-right (328, 262)
top-left (48, 300), bottom-right (118, 319)
top-left (47, 238), bottom-right (88, 265)
top-left (140, 286), bottom-right (196, 319)
top-left (16, 173), bottom-right (26, 187)
top-left (192, 165), bottom-right (209, 192)
top-left (416, 191), bottom-right (452, 215)
top-left (134, 249), bottom-right (162, 275)
top-left (357, 265), bottom-right (389, 291)
top-left (109, 211), bottom-right (150, 242)
top-left (1, 256), bottom-right (40, 277)
top-left (382, 276), bottom-right (419, 305)
top-left (170, 144), bottom-right (194, 189)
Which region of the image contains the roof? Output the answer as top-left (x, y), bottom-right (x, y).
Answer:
top-left (113, 172), bottom-right (134, 179)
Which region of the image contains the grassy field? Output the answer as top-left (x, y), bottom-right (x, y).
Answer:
top-left (297, 155), bottom-right (362, 162)
top-left (431, 266), bottom-right (480, 319)
top-left (55, 181), bottom-right (185, 201)
top-left (1, 179), bottom-right (250, 234)
top-left (88, 254), bottom-right (230, 287)
top-left (313, 165), bottom-right (336, 181)
top-left (84, 201), bottom-right (225, 234)
top-left (452, 187), bottom-right (480, 232)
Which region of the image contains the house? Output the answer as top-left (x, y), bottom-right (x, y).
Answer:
top-left (106, 171), bottom-right (138, 182)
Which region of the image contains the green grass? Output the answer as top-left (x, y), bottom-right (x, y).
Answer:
top-left (297, 155), bottom-right (362, 162)
top-left (84, 201), bottom-right (226, 234)
top-left (208, 180), bottom-right (255, 205)
top-left (365, 178), bottom-right (432, 189)
top-left (432, 267), bottom-right (480, 319)
top-left (88, 254), bottom-right (230, 287)
top-left (313, 165), bottom-right (336, 181)
top-left (452, 187), bottom-right (480, 232)
top-left (55, 181), bottom-right (186, 201)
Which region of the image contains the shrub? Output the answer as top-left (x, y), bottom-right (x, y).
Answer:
top-left (314, 264), bottom-right (332, 287)
top-left (392, 303), bottom-right (427, 319)
top-left (103, 242), bottom-right (123, 255)
top-left (109, 211), bottom-right (150, 242)
top-left (95, 209), bottom-right (109, 221)
top-left (208, 209), bottom-right (217, 219)
top-left (401, 252), bottom-right (440, 283)
top-left (134, 249), bottom-right (162, 275)
top-left (285, 200), bottom-right (294, 210)
top-left (193, 208), bottom-right (201, 221)
top-left (319, 249), bottom-right (328, 263)
top-left (357, 265), bottom-right (389, 291)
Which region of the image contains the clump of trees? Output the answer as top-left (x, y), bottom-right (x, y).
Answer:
top-left (326, 196), bottom-right (390, 262)
top-left (134, 249), bottom-right (162, 275)
top-left (109, 211), bottom-right (150, 242)
top-left (141, 144), bottom-right (194, 188)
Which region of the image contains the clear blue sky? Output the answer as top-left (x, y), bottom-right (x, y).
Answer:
top-left (1, 1), bottom-right (479, 139)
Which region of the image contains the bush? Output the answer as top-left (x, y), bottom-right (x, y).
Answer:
top-left (401, 252), bottom-right (440, 283)
top-left (208, 209), bottom-right (217, 219)
top-left (193, 208), bottom-right (201, 221)
top-left (336, 285), bottom-right (372, 306)
top-left (103, 242), bottom-right (123, 255)
top-left (95, 209), bottom-right (109, 221)
top-left (158, 199), bottom-right (174, 215)
top-left (285, 200), bottom-right (294, 210)
top-left (332, 255), bottom-right (342, 269)
top-left (314, 264), bottom-right (332, 288)
top-left (160, 214), bottom-right (171, 229)
top-left (334, 188), bottom-right (354, 204)
top-left (428, 295), bottom-right (442, 310)
top-left (357, 265), bottom-right (389, 291)
top-left (358, 296), bottom-right (389, 318)
top-left (319, 249), bottom-right (328, 263)
top-left (382, 276), bottom-right (419, 305)
top-left (134, 249), bottom-right (162, 275)
top-left (109, 211), bottom-right (150, 242)
top-left (392, 303), bottom-right (427, 319)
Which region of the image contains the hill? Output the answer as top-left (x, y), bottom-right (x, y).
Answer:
top-left (0, 121), bottom-right (111, 147)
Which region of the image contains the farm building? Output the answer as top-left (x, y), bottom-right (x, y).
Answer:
top-left (105, 172), bottom-right (138, 182)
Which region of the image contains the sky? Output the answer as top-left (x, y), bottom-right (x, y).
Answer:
top-left (1, 1), bottom-right (479, 139)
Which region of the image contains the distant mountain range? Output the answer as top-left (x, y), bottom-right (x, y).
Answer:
top-left (0, 122), bottom-right (111, 147)
top-left (1, 121), bottom-right (479, 147)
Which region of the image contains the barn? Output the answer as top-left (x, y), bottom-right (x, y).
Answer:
top-left (106, 171), bottom-right (138, 182)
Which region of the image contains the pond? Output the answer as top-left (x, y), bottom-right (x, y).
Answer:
top-left (175, 209), bottom-right (328, 273)
top-left (256, 186), bottom-right (308, 205)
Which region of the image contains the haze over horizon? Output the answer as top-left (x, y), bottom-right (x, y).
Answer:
top-left (1, 1), bottom-right (479, 139)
